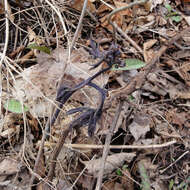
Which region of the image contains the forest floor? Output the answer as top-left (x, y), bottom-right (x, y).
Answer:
top-left (0, 0), bottom-right (190, 189)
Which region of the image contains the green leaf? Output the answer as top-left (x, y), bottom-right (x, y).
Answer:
top-left (4, 99), bottom-right (29, 113)
top-left (122, 164), bottom-right (128, 170)
top-left (27, 43), bottom-right (51, 54)
top-left (169, 179), bottom-right (174, 190)
top-left (165, 4), bottom-right (172, 12)
top-left (116, 168), bottom-right (122, 176)
top-left (128, 95), bottom-right (135, 102)
top-left (138, 162), bottom-right (151, 190)
top-left (112, 59), bottom-right (146, 71)
top-left (171, 15), bottom-right (181, 22)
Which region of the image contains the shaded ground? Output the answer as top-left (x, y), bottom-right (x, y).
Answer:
top-left (0, 0), bottom-right (190, 189)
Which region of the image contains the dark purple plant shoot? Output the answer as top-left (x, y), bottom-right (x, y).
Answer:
top-left (49, 40), bottom-right (122, 136)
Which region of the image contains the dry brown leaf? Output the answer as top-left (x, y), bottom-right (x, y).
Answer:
top-left (183, 15), bottom-right (190, 25)
top-left (168, 86), bottom-right (190, 99)
top-left (182, 31), bottom-right (190, 45)
top-left (100, 1), bottom-right (133, 31)
top-left (166, 30), bottom-right (177, 38)
top-left (82, 152), bottom-right (136, 176)
top-left (113, 1), bottom-right (133, 17)
top-left (98, 3), bottom-right (112, 14)
top-left (144, 49), bottom-right (155, 63)
top-left (100, 14), bottom-right (119, 32)
top-left (164, 59), bottom-right (190, 86)
top-left (172, 50), bottom-right (190, 59)
top-left (0, 158), bottom-right (22, 176)
top-left (143, 39), bottom-right (157, 50)
top-left (0, 166), bottom-right (31, 189)
top-left (178, 62), bottom-right (190, 86)
top-left (142, 82), bottom-right (167, 96)
top-left (0, 113), bottom-right (22, 138)
top-left (135, 14), bottom-right (155, 26)
top-left (70, 0), bottom-right (96, 12)
top-left (143, 40), bottom-right (157, 62)
top-left (157, 16), bottom-right (167, 26)
top-left (166, 109), bottom-right (190, 128)
top-left (128, 113), bottom-right (151, 141)
top-left (143, 70), bottom-right (190, 99)
top-left (103, 175), bottom-right (133, 190)
top-left (144, 0), bottom-right (152, 11)
top-left (0, 125), bottom-right (20, 138)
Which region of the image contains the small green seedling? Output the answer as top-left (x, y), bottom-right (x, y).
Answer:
top-left (128, 95), bottom-right (135, 102)
top-left (112, 59), bottom-right (146, 71)
top-left (116, 168), bottom-right (122, 176)
top-left (138, 162), bottom-right (151, 190)
top-left (169, 179), bottom-right (174, 190)
top-left (4, 99), bottom-right (29, 113)
top-left (165, 4), bottom-right (182, 23)
top-left (27, 43), bottom-right (51, 54)
top-left (116, 165), bottom-right (129, 176)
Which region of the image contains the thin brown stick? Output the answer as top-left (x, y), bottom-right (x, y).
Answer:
top-left (33, 0), bottom-right (50, 46)
top-left (107, 0), bottom-right (148, 53)
top-left (95, 101), bottom-right (123, 190)
top-left (47, 128), bottom-right (70, 182)
top-left (63, 139), bottom-right (176, 149)
top-left (70, 0), bottom-right (88, 52)
top-left (160, 150), bottom-right (189, 174)
top-left (112, 22), bottom-right (143, 53)
top-left (29, 120), bottom-right (52, 187)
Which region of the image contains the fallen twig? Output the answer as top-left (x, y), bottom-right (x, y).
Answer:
top-left (70, 0), bottom-right (88, 52)
top-left (95, 101), bottom-right (123, 190)
top-left (63, 139), bottom-right (177, 150)
top-left (107, 0), bottom-right (148, 53)
top-left (160, 150), bottom-right (189, 174)
top-left (46, 128), bottom-right (70, 184)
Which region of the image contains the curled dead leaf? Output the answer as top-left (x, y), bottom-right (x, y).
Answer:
top-left (128, 113), bottom-right (151, 141)
top-left (0, 158), bottom-right (22, 176)
top-left (82, 152), bottom-right (136, 176)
